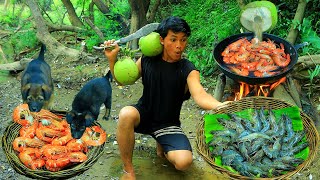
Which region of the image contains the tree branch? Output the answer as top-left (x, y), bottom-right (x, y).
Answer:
top-left (286, 0), bottom-right (307, 44)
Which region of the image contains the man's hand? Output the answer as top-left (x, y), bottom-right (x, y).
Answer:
top-left (104, 40), bottom-right (120, 64)
top-left (215, 101), bottom-right (232, 111)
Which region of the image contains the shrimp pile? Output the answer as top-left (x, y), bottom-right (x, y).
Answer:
top-left (221, 37), bottom-right (291, 77)
top-left (207, 106), bottom-right (308, 177)
top-left (11, 104), bottom-right (107, 171)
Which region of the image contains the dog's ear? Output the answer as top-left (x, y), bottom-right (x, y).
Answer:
top-left (66, 111), bottom-right (75, 123)
top-left (41, 85), bottom-right (52, 100)
top-left (21, 83), bottom-right (31, 100)
top-left (84, 112), bottom-right (95, 127)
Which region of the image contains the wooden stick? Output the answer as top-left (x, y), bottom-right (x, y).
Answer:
top-left (0, 58), bottom-right (32, 71)
top-left (214, 73), bottom-right (226, 102)
top-left (286, 75), bottom-right (302, 108)
top-left (273, 84), bottom-right (297, 106)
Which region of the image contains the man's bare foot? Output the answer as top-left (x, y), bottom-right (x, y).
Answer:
top-left (120, 169), bottom-right (136, 180)
top-left (156, 142), bottom-right (165, 159)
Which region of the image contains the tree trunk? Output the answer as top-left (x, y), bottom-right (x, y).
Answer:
top-left (128, 0), bottom-right (150, 49)
top-left (93, 0), bottom-right (128, 35)
top-left (82, 16), bottom-right (105, 41)
top-left (4, 0), bottom-right (9, 12)
top-left (61, 0), bottom-right (84, 27)
top-left (25, 0), bottom-right (79, 60)
top-left (286, 0), bottom-right (307, 44)
top-left (148, 0), bottom-right (161, 22)
top-left (88, 1), bottom-right (95, 23)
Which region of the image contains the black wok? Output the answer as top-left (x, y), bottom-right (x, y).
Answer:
top-left (213, 32), bottom-right (299, 85)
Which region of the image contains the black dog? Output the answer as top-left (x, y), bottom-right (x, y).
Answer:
top-left (66, 71), bottom-right (112, 139)
top-left (21, 44), bottom-right (54, 112)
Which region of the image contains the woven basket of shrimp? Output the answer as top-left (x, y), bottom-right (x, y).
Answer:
top-left (1, 108), bottom-right (106, 180)
top-left (196, 96), bottom-right (319, 179)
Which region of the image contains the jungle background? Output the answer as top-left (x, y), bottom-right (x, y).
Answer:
top-left (0, 0), bottom-right (320, 179)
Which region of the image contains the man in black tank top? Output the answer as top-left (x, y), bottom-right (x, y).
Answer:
top-left (104, 16), bottom-right (226, 179)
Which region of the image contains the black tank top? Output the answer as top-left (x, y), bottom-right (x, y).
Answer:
top-left (136, 55), bottom-right (197, 131)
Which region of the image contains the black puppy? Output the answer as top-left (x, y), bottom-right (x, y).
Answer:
top-left (21, 44), bottom-right (54, 112)
top-left (66, 71), bottom-right (112, 139)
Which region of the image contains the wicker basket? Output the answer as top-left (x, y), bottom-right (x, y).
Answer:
top-left (1, 110), bottom-right (106, 179)
top-left (196, 96), bottom-right (319, 179)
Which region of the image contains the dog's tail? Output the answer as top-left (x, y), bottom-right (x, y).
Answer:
top-left (104, 70), bottom-right (113, 82)
top-left (38, 44), bottom-right (46, 61)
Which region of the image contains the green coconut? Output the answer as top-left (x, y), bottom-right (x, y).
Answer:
top-left (240, 1), bottom-right (278, 32)
top-left (114, 57), bottom-right (139, 85)
top-left (139, 32), bottom-right (163, 56)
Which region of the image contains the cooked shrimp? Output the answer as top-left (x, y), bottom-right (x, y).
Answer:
top-left (12, 137), bottom-right (45, 152)
top-left (51, 132), bottom-right (73, 146)
top-left (12, 104), bottom-right (33, 126)
top-left (81, 126), bottom-right (107, 146)
top-left (42, 145), bottom-right (69, 160)
top-left (18, 148), bottom-right (45, 170)
top-left (19, 120), bottom-right (38, 138)
top-left (66, 139), bottom-right (88, 153)
top-left (68, 152), bottom-right (88, 162)
top-left (40, 119), bottom-right (69, 131)
top-left (45, 157), bottom-right (70, 171)
top-left (33, 109), bottom-right (62, 122)
top-left (36, 126), bottom-right (68, 143)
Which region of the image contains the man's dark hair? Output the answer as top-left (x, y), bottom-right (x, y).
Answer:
top-left (156, 16), bottom-right (191, 38)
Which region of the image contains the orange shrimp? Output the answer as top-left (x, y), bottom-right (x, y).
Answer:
top-left (45, 157), bottom-right (70, 171)
top-left (227, 38), bottom-right (247, 51)
top-left (259, 39), bottom-right (277, 50)
top-left (256, 65), bottom-right (279, 73)
top-left (40, 119), bottom-right (69, 131)
top-left (228, 66), bottom-right (249, 76)
top-left (234, 51), bottom-right (250, 62)
top-left (51, 130), bottom-right (73, 146)
top-left (66, 139), bottom-right (88, 153)
top-left (12, 104), bottom-right (33, 126)
top-left (253, 71), bottom-right (278, 77)
top-left (221, 47), bottom-right (231, 57)
top-left (240, 61), bottom-right (259, 71)
top-left (36, 126), bottom-right (68, 143)
top-left (272, 53), bottom-right (291, 67)
top-left (19, 120), bottom-right (38, 138)
top-left (81, 126), bottom-right (107, 146)
top-left (12, 137), bottom-right (45, 152)
top-left (33, 109), bottom-right (62, 122)
top-left (42, 145), bottom-right (69, 160)
top-left (18, 148), bottom-right (45, 170)
top-left (68, 152), bottom-right (88, 163)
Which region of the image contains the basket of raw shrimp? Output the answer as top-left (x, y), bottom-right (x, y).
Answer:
top-left (1, 104), bottom-right (107, 179)
top-left (196, 96), bottom-right (319, 179)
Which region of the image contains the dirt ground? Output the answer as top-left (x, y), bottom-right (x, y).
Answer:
top-left (0, 51), bottom-right (319, 180)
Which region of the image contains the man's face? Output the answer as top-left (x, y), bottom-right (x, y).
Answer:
top-left (161, 30), bottom-right (188, 62)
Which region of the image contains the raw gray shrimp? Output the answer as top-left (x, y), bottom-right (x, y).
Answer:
top-left (276, 156), bottom-right (304, 165)
top-left (280, 142), bottom-right (309, 157)
top-left (239, 132), bottom-right (272, 143)
top-left (225, 114), bottom-right (247, 133)
top-left (251, 107), bottom-right (262, 132)
top-left (250, 149), bottom-right (265, 163)
top-left (259, 106), bottom-right (270, 133)
top-left (238, 142), bottom-right (250, 161)
top-left (233, 161), bottom-right (268, 177)
top-left (262, 138), bottom-right (282, 159)
top-left (265, 108), bottom-right (278, 136)
top-left (283, 114), bottom-right (295, 142)
top-left (249, 138), bottom-right (268, 156)
top-left (221, 149), bottom-right (244, 166)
